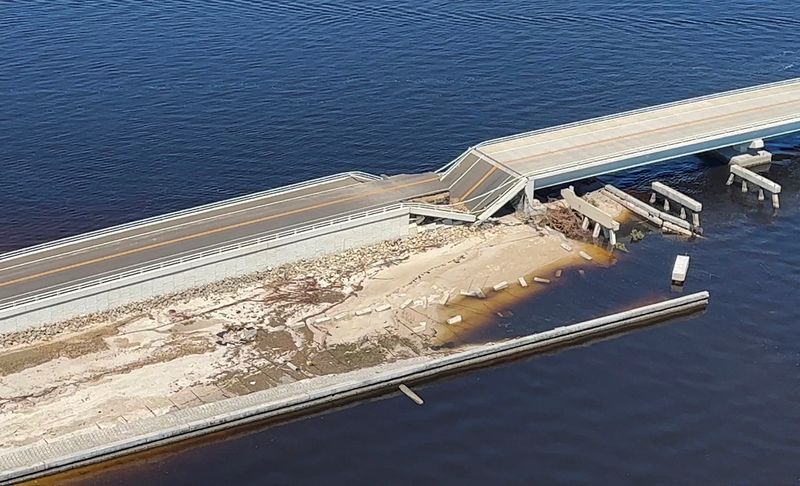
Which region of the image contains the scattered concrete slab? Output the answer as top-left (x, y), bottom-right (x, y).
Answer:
top-left (672, 255), bottom-right (690, 284)
top-left (446, 315), bottom-right (463, 325)
top-left (492, 281), bottom-right (509, 291)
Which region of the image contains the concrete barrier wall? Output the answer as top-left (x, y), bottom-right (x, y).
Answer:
top-left (0, 209), bottom-right (410, 333)
top-left (0, 292), bottom-right (709, 483)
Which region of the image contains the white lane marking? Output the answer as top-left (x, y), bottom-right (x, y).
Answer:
top-left (486, 88), bottom-right (800, 159)
top-left (0, 178), bottom-right (366, 275)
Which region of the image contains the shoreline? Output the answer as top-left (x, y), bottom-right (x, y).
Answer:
top-left (0, 291), bottom-right (709, 484)
top-left (0, 190), bottom-right (634, 477)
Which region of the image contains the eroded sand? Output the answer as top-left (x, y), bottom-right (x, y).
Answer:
top-left (0, 196), bottom-right (628, 452)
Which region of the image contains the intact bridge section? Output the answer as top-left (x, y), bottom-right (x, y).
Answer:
top-left (439, 77), bottom-right (800, 218)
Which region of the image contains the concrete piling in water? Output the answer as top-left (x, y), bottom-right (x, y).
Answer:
top-left (603, 184), bottom-right (696, 237)
top-left (592, 222), bottom-right (601, 239)
top-left (399, 384), bottom-right (424, 405)
top-left (650, 181), bottom-right (703, 230)
top-left (729, 164), bottom-right (781, 209)
top-left (671, 255), bottom-right (690, 285)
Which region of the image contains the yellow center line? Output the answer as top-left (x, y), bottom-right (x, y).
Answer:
top-left (458, 165), bottom-right (497, 202)
top-left (0, 176), bottom-right (440, 289)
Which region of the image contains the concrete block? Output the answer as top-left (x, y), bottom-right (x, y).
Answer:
top-left (671, 255), bottom-right (690, 284)
top-left (555, 269), bottom-right (563, 278)
top-left (439, 292), bottom-right (450, 306)
top-left (446, 315), bottom-right (463, 325)
top-left (579, 251), bottom-right (593, 261)
top-left (518, 277), bottom-right (528, 288)
top-left (399, 298), bottom-right (413, 310)
top-left (374, 304), bottom-right (392, 312)
top-left (492, 281), bottom-right (509, 291)
top-left (334, 313), bottom-right (348, 321)
top-left (315, 316), bottom-right (331, 324)
top-left (355, 308), bottom-right (372, 316)
top-left (560, 243), bottom-right (573, 252)
top-left (533, 277), bottom-right (551, 284)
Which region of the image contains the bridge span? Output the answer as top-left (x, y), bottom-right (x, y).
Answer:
top-left (442, 77), bottom-right (800, 219)
top-left (2, 78), bottom-right (800, 331)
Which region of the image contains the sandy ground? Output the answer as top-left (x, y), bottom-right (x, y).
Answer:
top-left (0, 194), bottom-right (628, 452)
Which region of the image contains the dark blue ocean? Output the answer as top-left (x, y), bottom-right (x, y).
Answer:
top-left (3, 1), bottom-right (800, 484)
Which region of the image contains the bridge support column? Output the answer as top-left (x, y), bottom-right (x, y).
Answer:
top-left (728, 164), bottom-right (781, 209)
top-left (710, 139), bottom-right (772, 168)
top-left (522, 178), bottom-right (537, 212)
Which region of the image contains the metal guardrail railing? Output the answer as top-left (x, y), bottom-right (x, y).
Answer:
top-left (531, 112), bottom-right (800, 179)
top-left (0, 171), bottom-right (380, 264)
top-left (0, 203), bottom-right (410, 312)
top-left (473, 77), bottom-right (800, 149)
top-left (435, 78), bottom-right (800, 176)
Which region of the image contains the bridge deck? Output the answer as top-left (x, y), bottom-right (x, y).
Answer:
top-left (478, 78), bottom-right (800, 184)
top-left (4, 78), bottom-right (800, 308)
top-left (0, 173), bottom-right (445, 303)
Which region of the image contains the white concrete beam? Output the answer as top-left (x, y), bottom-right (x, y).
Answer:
top-left (561, 187), bottom-right (620, 231)
top-left (730, 164), bottom-right (781, 194)
top-left (651, 182), bottom-right (703, 212)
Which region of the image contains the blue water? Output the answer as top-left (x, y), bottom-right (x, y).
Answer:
top-left (4, 1), bottom-right (800, 484)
